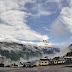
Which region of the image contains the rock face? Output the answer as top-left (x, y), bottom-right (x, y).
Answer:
top-left (66, 44), bottom-right (72, 56)
top-left (69, 44), bottom-right (72, 51)
top-left (0, 41), bottom-right (60, 61)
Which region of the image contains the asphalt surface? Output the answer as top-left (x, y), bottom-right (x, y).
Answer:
top-left (0, 65), bottom-right (72, 72)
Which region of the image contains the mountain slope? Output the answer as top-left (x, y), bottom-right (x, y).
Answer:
top-left (0, 41), bottom-right (60, 61)
top-left (66, 44), bottom-right (72, 56)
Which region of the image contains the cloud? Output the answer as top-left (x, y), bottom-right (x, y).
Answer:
top-left (27, 0), bottom-right (64, 18)
top-left (0, 0), bottom-right (49, 41)
top-left (51, 44), bottom-right (70, 58)
top-left (35, 9), bottom-right (51, 17)
top-left (46, 0), bottom-right (63, 2)
top-left (50, 0), bottom-right (72, 42)
top-left (26, 0), bottom-right (61, 17)
top-left (43, 26), bottom-right (51, 32)
top-left (28, 3), bottom-right (52, 17)
top-left (60, 0), bottom-right (72, 32)
top-left (51, 19), bottom-right (69, 38)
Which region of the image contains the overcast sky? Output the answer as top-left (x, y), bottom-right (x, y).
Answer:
top-left (0, 0), bottom-right (72, 44)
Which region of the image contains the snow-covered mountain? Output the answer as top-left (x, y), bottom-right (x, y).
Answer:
top-left (0, 40), bottom-right (60, 61)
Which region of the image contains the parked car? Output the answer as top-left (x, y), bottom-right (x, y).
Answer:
top-left (24, 62), bottom-right (33, 68)
top-left (18, 62), bottom-right (23, 67)
top-left (5, 65), bottom-right (10, 67)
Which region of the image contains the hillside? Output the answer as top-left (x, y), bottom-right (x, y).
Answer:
top-left (66, 44), bottom-right (72, 56)
top-left (0, 41), bottom-right (60, 61)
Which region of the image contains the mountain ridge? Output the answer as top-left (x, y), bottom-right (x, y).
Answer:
top-left (0, 40), bottom-right (60, 61)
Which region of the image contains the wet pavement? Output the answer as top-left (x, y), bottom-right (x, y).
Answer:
top-left (0, 65), bottom-right (72, 72)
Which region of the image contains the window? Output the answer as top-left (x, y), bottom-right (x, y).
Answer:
top-left (45, 62), bottom-right (47, 63)
top-left (42, 62), bottom-right (43, 63)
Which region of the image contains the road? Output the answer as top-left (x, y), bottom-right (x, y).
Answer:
top-left (0, 65), bottom-right (72, 72)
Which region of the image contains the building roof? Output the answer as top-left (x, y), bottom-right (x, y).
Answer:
top-left (64, 56), bottom-right (72, 58)
top-left (40, 59), bottom-right (49, 60)
top-left (53, 57), bottom-right (65, 61)
top-left (40, 57), bottom-right (49, 61)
